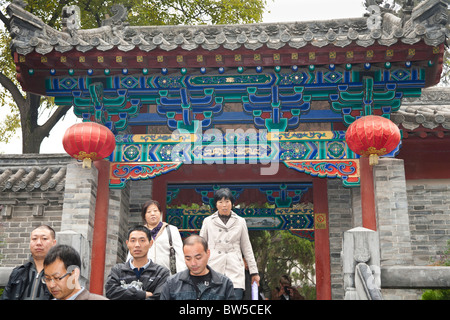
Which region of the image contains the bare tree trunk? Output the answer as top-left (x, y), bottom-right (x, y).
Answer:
top-left (18, 92), bottom-right (71, 154)
top-left (0, 70), bottom-right (72, 153)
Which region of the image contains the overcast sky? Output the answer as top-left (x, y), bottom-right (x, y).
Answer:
top-left (0, 0), bottom-right (368, 154)
top-left (263, 0), bottom-right (366, 22)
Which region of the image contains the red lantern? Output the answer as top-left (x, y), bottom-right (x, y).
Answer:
top-left (63, 122), bottom-right (116, 168)
top-left (345, 115), bottom-right (400, 166)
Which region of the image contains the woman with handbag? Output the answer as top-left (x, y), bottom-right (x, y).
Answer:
top-left (128, 200), bottom-right (186, 275)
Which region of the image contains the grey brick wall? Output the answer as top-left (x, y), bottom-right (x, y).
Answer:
top-left (327, 178), bottom-right (353, 300)
top-left (106, 185), bottom-right (130, 272)
top-left (374, 158), bottom-right (414, 267)
top-left (407, 180), bottom-right (450, 266)
top-left (61, 162), bottom-right (98, 242)
top-left (0, 155), bottom-right (70, 268)
top-left (128, 179), bottom-right (153, 227)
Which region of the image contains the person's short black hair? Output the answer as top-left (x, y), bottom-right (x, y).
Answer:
top-left (213, 188), bottom-right (235, 207)
top-left (43, 244), bottom-right (81, 269)
top-left (127, 225), bottom-right (152, 241)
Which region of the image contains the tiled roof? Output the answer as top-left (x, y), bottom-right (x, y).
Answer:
top-left (392, 87), bottom-right (450, 131)
top-left (0, 154), bottom-right (71, 193)
top-left (7, 0), bottom-right (449, 56)
top-left (0, 166), bottom-right (66, 192)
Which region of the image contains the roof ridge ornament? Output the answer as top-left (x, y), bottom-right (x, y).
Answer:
top-left (102, 4), bottom-right (128, 27)
top-left (61, 5), bottom-right (81, 37)
top-left (366, 5), bottom-right (382, 31)
top-left (364, 0), bottom-right (395, 15)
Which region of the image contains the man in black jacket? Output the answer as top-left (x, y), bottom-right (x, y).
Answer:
top-left (160, 234), bottom-right (235, 300)
top-left (105, 225), bottom-right (170, 300)
top-left (1, 225), bottom-right (56, 300)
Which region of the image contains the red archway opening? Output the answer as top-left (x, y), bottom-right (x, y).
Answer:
top-left (151, 163), bottom-right (331, 300)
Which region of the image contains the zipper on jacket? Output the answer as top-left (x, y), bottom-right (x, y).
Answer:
top-left (30, 272), bottom-right (40, 300)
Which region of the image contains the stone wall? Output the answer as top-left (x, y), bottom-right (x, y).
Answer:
top-left (328, 158), bottom-right (450, 300)
top-left (374, 158), bottom-right (414, 266)
top-left (128, 179), bottom-right (153, 227)
top-left (0, 154), bottom-right (71, 267)
top-left (373, 159), bottom-right (450, 299)
top-left (105, 185), bottom-right (130, 273)
top-left (373, 158), bottom-right (421, 299)
top-left (407, 180), bottom-right (450, 266)
top-left (102, 179), bottom-right (153, 282)
top-left (61, 161), bottom-right (98, 243)
top-left (327, 179), bottom-right (354, 300)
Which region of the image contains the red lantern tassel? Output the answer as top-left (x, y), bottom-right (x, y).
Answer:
top-left (82, 158), bottom-right (92, 168)
top-left (369, 154), bottom-right (378, 166)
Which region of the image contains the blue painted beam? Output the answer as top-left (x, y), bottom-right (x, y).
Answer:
top-left (129, 110), bottom-right (342, 126)
top-left (168, 182), bottom-right (313, 190)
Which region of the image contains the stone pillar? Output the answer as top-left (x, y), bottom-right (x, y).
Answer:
top-left (60, 160), bottom-right (98, 285)
top-left (373, 158), bottom-right (413, 266)
top-left (327, 179), bottom-right (353, 300)
top-left (105, 185), bottom-right (130, 278)
top-left (128, 179), bottom-right (152, 226)
top-left (55, 230), bottom-right (90, 287)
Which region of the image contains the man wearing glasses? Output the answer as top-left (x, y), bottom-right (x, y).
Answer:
top-left (43, 244), bottom-right (107, 300)
top-left (1, 225), bottom-right (56, 300)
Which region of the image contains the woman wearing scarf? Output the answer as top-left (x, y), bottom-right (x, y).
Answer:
top-left (200, 188), bottom-right (260, 300)
top-left (128, 200), bottom-right (186, 275)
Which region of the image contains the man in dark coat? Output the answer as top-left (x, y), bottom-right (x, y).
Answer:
top-left (105, 225), bottom-right (170, 300)
top-left (160, 234), bottom-right (235, 300)
top-left (1, 225), bottom-right (56, 300)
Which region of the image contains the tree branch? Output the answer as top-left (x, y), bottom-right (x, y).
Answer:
top-left (38, 105), bottom-right (72, 138)
top-left (0, 71), bottom-right (26, 108)
top-left (0, 9), bottom-right (10, 31)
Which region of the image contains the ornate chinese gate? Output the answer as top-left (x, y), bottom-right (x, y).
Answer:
top-left (8, 0), bottom-right (448, 299)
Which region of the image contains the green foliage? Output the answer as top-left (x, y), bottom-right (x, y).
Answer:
top-left (422, 289), bottom-right (450, 300)
top-left (0, 26), bottom-right (21, 145)
top-left (126, 0), bottom-right (267, 26)
top-left (250, 230), bottom-right (316, 300)
top-left (20, 0), bottom-right (267, 28)
top-left (422, 240), bottom-right (450, 300)
top-left (167, 202), bottom-right (204, 209)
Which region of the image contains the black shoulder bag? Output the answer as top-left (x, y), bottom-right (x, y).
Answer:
top-left (166, 224), bottom-right (177, 274)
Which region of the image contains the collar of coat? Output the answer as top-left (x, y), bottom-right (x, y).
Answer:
top-left (211, 210), bottom-right (239, 227)
top-left (119, 259), bottom-right (160, 274)
top-left (179, 265), bottom-right (225, 286)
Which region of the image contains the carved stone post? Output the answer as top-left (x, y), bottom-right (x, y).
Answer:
top-left (342, 227), bottom-right (382, 300)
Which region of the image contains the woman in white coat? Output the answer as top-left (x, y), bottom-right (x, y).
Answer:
top-left (128, 200), bottom-right (186, 275)
top-left (200, 188), bottom-right (260, 300)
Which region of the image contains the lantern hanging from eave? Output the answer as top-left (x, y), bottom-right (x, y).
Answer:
top-left (63, 122), bottom-right (116, 168)
top-left (345, 115), bottom-right (401, 166)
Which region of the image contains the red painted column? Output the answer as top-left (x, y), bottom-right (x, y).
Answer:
top-left (151, 176), bottom-right (168, 221)
top-left (89, 160), bottom-right (111, 295)
top-left (359, 157), bottom-right (377, 231)
top-left (313, 177), bottom-right (331, 300)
